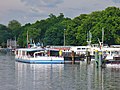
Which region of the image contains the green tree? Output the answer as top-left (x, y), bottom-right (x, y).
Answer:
top-left (8, 7), bottom-right (120, 47)
top-left (0, 24), bottom-right (11, 47)
top-left (8, 20), bottom-right (21, 39)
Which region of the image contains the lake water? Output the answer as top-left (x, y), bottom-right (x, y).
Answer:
top-left (0, 53), bottom-right (120, 90)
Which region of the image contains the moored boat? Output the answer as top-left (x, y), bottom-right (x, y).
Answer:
top-left (15, 47), bottom-right (64, 64)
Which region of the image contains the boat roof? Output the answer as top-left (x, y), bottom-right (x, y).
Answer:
top-left (16, 48), bottom-right (44, 52)
top-left (16, 48), bottom-right (60, 52)
top-left (46, 48), bottom-right (60, 51)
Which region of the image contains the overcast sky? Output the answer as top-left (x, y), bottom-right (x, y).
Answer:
top-left (0, 0), bottom-right (120, 25)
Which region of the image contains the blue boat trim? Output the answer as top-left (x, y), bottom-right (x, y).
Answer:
top-left (16, 59), bottom-right (64, 64)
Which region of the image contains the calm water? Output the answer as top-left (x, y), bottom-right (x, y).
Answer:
top-left (0, 53), bottom-right (120, 90)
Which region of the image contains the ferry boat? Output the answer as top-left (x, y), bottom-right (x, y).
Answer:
top-left (15, 47), bottom-right (64, 64)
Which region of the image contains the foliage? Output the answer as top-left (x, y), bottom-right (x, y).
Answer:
top-left (8, 20), bottom-right (22, 39)
top-left (0, 24), bottom-right (11, 47)
top-left (0, 7), bottom-right (120, 47)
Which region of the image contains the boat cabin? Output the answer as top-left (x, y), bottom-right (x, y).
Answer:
top-left (15, 48), bottom-right (61, 58)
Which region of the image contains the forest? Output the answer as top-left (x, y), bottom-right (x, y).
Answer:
top-left (0, 6), bottom-right (120, 48)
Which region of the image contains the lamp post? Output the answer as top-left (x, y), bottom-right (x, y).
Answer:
top-left (64, 29), bottom-right (66, 46)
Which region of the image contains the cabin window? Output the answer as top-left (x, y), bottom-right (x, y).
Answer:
top-left (77, 48), bottom-right (81, 50)
top-left (27, 52), bottom-right (34, 57)
top-left (50, 50), bottom-right (59, 56)
top-left (22, 51), bottom-right (25, 55)
top-left (82, 48), bottom-right (86, 50)
top-left (16, 50), bottom-right (18, 55)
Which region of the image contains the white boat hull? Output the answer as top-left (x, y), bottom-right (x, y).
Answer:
top-left (15, 56), bottom-right (64, 64)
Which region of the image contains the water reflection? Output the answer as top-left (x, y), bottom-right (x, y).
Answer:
top-left (15, 63), bottom-right (64, 90)
top-left (15, 62), bottom-right (120, 90)
top-left (93, 64), bottom-right (120, 90)
top-left (0, 53), bottom-right (16, 90)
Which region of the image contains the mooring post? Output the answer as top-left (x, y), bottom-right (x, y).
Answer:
top-left (86, 51), bottom-right (91, 64)
top-left (71, 51), bottom-right (75, 64)
top-left (99, 51), bottom-right (102, 67)
top-left (95, 50), bottom-right (98, 67)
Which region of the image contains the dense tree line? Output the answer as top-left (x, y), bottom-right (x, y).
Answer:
top-left (0, 7), bottom-right (120, 48)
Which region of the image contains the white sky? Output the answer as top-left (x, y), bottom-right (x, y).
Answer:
top-left (0, 0), bottom-right (120, 25)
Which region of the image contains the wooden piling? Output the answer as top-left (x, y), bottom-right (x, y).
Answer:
top-left (71, 51), bottom-right (75, 64)
top-left (95, 50), bottom-right (98, 67)
top-left (86, 51), bottom-right (91, 64)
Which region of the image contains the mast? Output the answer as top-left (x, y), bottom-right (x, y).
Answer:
top-left (87, 31), bottom-right (92, 46)
top-left (27, 31), bottom-right (28, 47)
top-left (102, 28), bottom-right (104, 47)
top-left (98, 28), bottom-right (104, 49)
top-left (15, 36), bottom-right (16, 49)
